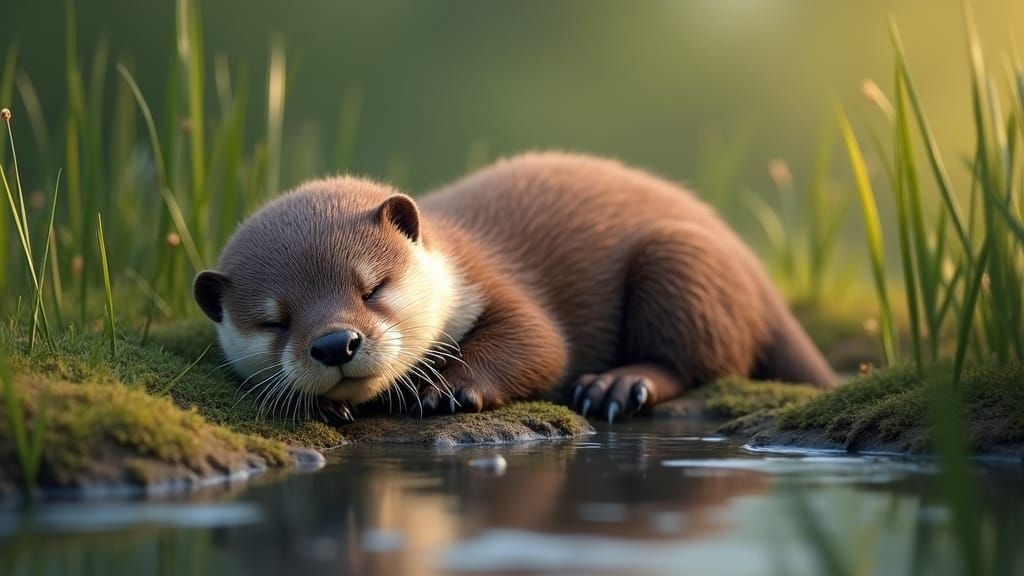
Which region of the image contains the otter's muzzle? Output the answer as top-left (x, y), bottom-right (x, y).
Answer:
top-left (310, 330), bottom-right (363, 367)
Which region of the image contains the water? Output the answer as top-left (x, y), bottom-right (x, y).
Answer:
top-left (2, 419), bottom-right (1022, 576)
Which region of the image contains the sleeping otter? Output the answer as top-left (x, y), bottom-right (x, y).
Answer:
top-left (194, 152), bottom-right (835, 424)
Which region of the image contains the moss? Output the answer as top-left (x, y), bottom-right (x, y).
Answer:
top-left (339, 401), bottom-right (591, 446)
top-left (742, 363), bottom-right (1024, 454)
top-left (697, 376), bottom-right (822, 418)
top-left (775, 365), bottom-right (922, 437)
top-left (0, 320), bottom-right (592, 489)
top-left (8, 322), bottom-right (346, 451)
top-left (0, 374), bottom-right (289, 488)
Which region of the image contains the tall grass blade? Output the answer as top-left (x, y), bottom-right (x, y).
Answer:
top-left (1, 110), bottom-right (50, 342)
top-left (96, 213), bottom-right (117, 356)
top-left (64, 0), bottom-right (87, 324)
top-left (265, 37), bottom-right (286, 199)
top-left (890, 19), bottom-right (972, 255)
top-left (0, 44), bottom-right (16, 306)
top-left (0, 42), bottom-right (17, 161)
top-left (178, 0), bottom-right (208, 260)
top-left (159, 187), bottom-right (204, 271)
top-left (116, 64), bottom-right (204, 272)
top-left (836, 101), bottom-right (898, 365)
top-left (14, 73), bottom-right (53, 173)
top-left (893, 79), bottom-right (924, 373)
top-left (953, 242), bottom-right (990, 388)
top-left (115, 65), bottom-right (167, 191)
top-left (745, 192), bottom-right (787, 270)
top-left (29, 171), bottom-right (61, 352)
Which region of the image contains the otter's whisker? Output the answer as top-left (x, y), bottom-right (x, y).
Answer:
top-left (217, 349), bottom-right (276, 370)
top-left (393, 352), bottom-right (456, 403)
top-left (384, 362), bottom-right (416, 414)
top-left (288, 387), bottom-right (303, 425)
top-left (265, 376), bottom-right (293, 421)
top-left (396, 340), bottom-right (466, 382)
top-left (254, 371), bottom-right (289, 421)
top-left (379, 332), bottom-right (468, 370)
top-left (260, 367), bottom-right (296, 420)
top-left (233, 365), bottom-right (285, 408)
top-left (238, 362), bottom-right (285, 390)
top-left (396, 372), bottom-right (423, 417)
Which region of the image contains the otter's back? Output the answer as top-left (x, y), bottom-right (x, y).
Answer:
top-left (420, 152), bottom-right (773, 373)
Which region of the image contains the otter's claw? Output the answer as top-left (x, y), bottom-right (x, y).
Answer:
top-left (571, 385), bottom-right (584, 408)
top-left (570, 372), bottom-right (653, 422)
top-left (606, 401), bottom-right (620, 423)
top-left (633, 385), bottom-right (649, 408)
top-left (319, 399), bottom-right (355, 426)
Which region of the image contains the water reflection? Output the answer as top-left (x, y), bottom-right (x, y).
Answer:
top-left (1, 418), bottom-right (1021, 576)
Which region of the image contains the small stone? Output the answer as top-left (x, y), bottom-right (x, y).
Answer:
top-left (468, 454), bottom-right (507, 475)
top-left (288, 446), bottom-right (326, 471)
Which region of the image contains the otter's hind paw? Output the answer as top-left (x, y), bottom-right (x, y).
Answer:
top-left (570, 372), bottom-right (652, 423)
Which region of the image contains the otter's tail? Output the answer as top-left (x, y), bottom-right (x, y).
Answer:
top-left (753, 306), bottom-right (837, 389)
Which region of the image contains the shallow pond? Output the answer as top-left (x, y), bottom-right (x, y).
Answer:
top-left (2, 418), bottom-right (1022, 576)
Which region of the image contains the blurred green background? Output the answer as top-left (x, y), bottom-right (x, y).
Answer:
top-left (6, 0), bottom-right (1023, 197)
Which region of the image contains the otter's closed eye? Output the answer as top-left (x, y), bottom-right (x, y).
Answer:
top-left (259, 320), bottom-right (289, 331)
top-left (362, 280), bottom-right (387, 301)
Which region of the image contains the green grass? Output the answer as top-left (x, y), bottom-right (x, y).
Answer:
top-left (844, 14), bottom-right (1024, 380)
top-left (746, 124), bottom-right (853, 308)
top-left (829, 11), bottom-right (1024, 573)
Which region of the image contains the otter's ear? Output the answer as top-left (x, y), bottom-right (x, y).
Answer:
top-left (379, 194), bottom-right (420, 242)
top-left (194, 270), bottom-right (229, 323)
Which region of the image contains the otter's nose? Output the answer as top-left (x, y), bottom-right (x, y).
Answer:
top-left (310, 330), bottom-right (363, 367)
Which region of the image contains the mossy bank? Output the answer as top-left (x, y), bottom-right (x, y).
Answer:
top-left (721, 364), bottom-right (1024, 459)
top-left (0, 320), bottom-right (591, 494)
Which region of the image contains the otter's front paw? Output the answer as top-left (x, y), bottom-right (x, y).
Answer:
top-left (317, 397), bottom-right (355, 426)
top-left (570, 372), bottom-right (651, 423)
top-left (416, 375), bottom-right (500, 417)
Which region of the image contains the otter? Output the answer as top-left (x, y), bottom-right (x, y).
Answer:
top-left (194, 152), bottom-right (835, 424)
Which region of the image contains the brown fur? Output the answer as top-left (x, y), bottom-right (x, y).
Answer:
top-left (195, 152), bottom-right (835, 422)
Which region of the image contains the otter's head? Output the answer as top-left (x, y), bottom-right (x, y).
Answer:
top-left (193, 177), bottom-right (455, 410)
